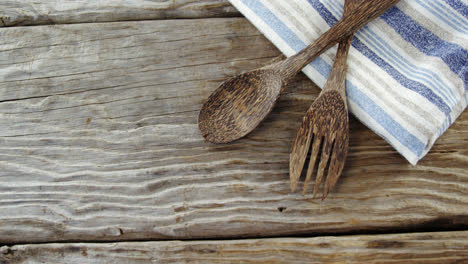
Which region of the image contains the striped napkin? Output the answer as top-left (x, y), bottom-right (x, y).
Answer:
top-left (228, 0), bottom-right (468, 165)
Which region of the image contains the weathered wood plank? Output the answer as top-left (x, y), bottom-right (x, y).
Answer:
top-left (1, 231), bottom-right (467, 264)
top-left (0, 18), bottom-right (467, 244)
top-left (0, 0), bottom-right (239, 27)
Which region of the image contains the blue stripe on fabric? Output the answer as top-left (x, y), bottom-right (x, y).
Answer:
top-left (443, 0), bottom-right (468, 18)
top-left (323, 0), bottom-right (457, 105)
top-left (380, 7), bottom-right (468, 78)
top-left (352, 37), bottom-right (451, 118)
top-left (240, 1), bottom-right (303, 53)
top-left (324, 0), bottom-right (342, 19)
top-left (415, 0), bottom-right (468, 33)
top-left (463, 65), bottom-right (468, 91)
top-left (238, 0), bottom-right (330, 78)
top-left (239, 0), bottom-right (427, 156)
top-left (306, 0), bottom-right (452, 116)
top-left (347, 80), bottom-right (425, 156)
top-left (430, 0), bottom-right (468, 29)
top-left (358, 30), bottom-right (456, 105)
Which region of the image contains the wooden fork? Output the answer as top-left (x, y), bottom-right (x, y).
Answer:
top-left (289, 0), bottom-right (360, 199)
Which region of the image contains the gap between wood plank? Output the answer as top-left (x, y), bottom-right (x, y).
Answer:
top-left (2, 223), bottom-right (467, 247)
top-left (0, 15), bottom-right (245, 29)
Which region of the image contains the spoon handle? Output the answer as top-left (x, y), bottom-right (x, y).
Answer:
top-left (274, 0), bottom-right (400, 81)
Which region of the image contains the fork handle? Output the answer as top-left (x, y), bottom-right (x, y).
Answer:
top-left (323, 32), bottom-right (353, 101)
top-left (323, 0), bottom-right (360, 100)
top-left (275, 0), bottom-right (400, 81)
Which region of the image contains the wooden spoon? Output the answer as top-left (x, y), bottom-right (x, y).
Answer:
top-left (198, 0), bottom-right (400, 144)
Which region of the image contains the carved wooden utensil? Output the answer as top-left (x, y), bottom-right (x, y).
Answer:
top-left (198, 0), bottom-right (400, 144)
top-left (289, 0), bottom-right (361, 200)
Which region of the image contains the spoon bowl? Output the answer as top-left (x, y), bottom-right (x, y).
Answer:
top-left (199, 69), bottom-right (283, 143)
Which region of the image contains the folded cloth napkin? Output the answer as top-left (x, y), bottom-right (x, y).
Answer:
top-left (228, 0), bottom-right (467, 165)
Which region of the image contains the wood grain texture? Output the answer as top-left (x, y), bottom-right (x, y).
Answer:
top-left (0, 0), bottom-right (239, 27)
top-left (0, 18), bottom-right (467, 244)
top-left (1, 231), bottom-right (467, 264)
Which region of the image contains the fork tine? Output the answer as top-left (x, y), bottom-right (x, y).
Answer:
top-left (312, 135), bottom-right (333, 198)
top-left (289, 115), bottom-right (313, 192)
top-left (302, 133), bottom-right (321, 195)
top-left (323, 139), bottom-right (348, 198)
top-left (322, 142), bottom-right (340, 199)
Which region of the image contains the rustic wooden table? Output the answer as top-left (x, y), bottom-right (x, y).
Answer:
top-left (1, 1), bottom-right (467, 263)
